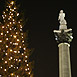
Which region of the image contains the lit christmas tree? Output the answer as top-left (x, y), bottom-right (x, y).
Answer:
top-left (0, 0), bottom-right (33, 77)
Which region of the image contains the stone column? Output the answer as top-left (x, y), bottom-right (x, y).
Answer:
top-left (53, 10), bottom-right (73, 77)
top-left (53, 29), bottom-right (73, 77)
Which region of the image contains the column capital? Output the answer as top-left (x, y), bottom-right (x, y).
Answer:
top-left (53, 29), bottom-right (73, 44)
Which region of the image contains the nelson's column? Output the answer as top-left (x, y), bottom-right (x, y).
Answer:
top-left (53, 10), bottom-right (73, 77)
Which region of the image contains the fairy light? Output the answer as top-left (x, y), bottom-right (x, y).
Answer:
top-left (24, 51), bottom-right (26, 54)
top-left (23, 44), bottom-right (25, 46)
top-left (16, 32), bottom-right (18, 34)
top-left (23, 47), bottom-right (26, 50)
top-left (8, 18), bottom-right (10, 20)
top-left (25, 56), bottom-right (28, 58)
top-left (11, 13), bottom-right (13, 15)
top-left (18, 21), bottom-right (20, 23)
top-left (13, 43), bottom-right (18, 45)
top-left (10, 28), bottom-right (12, 30)
top-left (5, 53), bottom-right (7, 55)
top-left (13, 19), bottom-right (15, 21)
top-left (10, 42), bottom-right (12, 44)
top-left (22, 53), bottom-right (24, 55)
top-left (5, 15), bottom-right (6, 17)
top-left (6, 38), bottom-right (8, 40)
top-left (5, 61), bottom-right (7, 63)
top-left (10, 22), bottom-right (12, 24)
top-left (14, 51), bottom-right (17, 53)
top-left (27, 64), bottom-right (29, 66)
top-left (19, 59), bottom-right (21, 62)
top-left (10, 12), bottom-right (11, 13)
top-left (18, 51), bottom-right (20, 53)
top-left (2, 16), bottom-right (4, 18)
top-left (13, 22), bottom-right (15, 24)
top-left (10, 49), bottom-right (13, 52)
top-left (10, 57), bottom-right (13, 59)
top-left (6, 9), bottom-right (8, 11)
top-left (17, 75), bottom-right (19, 77)
top-left (0, 40), bottom-right (2, 42)
top-left (25, 60), bottom-right (27, 62)
top-left (7, 31), bottom-right (9, 33)
top-left (14, 7), bottom-right (16, 9)
top-left (2, 15), bottom-right (4, 17)
top-left (2, 14), bottom-right (4, 17)
top-left (2, 26), bottom-right (4, 28)
top-left (9, 6), bottom-right (11, 8)
top-left (5, 34), bottom-right (6, 36)
top-left (13, 35), bottom-right (16, 38)
top-left (3, 12), bottom-right (5, 14)
top-left (9, 16), bottom-right (12, 18)
top-left (6, 44), bottom-right (8, 48)
top-left (9, 58), bottom-right (11, 60)
top-left (9, 67), bottom-right (11, 68)
top-left (17, 39), bottom-right (19, 41)
top-left (16, 59), bottom-right (18, 61)
top-left (7, 24), bottom-right (9, 27)
top-left (25, 69), bottom-right (27, 71)
top-left (15, 28), bottom-right (16, 30)
top-left (28, 68), bottom-right (29, 70)
top-left (17, 67), bottom-right (18, 69)
top-left (3, 17), bottom-right (5, 19)
top-left (11, 65), bottom-right (13, 67)
top-left (21, 33), bottom-right (23, 35)
top-left (4, 20), bottom-right (5, 22)
top-left (17, 13), bottom-right (19, 16)
top-left (22, 40), bottom-right (24, 43)
top-left (19, 46), bottom-right (21, 48)
top-left (28, 72), bottom-right (31, 75)
top-left (11, 73), bottom-right (14, 76)
top-left (2, 58), bottom-right (4, 60)
top-left (10, 9), bottom-right (12, 11)
top-left (4, 69), bottom-right (7, 71)
top-left (3, 50), bottom-right (5, 52)
top-left (20, 29), bottom-right (22, 31)
top-left (20, 25), bottom-right (22, 28)
top-left (0, 67), bottom-right (2, 69)
top-left (10, 1), bottom-right (14, 5)
top-left (12, 9), bottom-right (14, 11)
top-left (10, 35), bottom-right (12, 37)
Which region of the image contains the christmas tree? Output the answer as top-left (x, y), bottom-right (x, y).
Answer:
top-left (0, 0), bottom-right (33, 77)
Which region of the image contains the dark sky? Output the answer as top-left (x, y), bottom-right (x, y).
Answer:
top-left (0, 0), bottom-right (77, 77)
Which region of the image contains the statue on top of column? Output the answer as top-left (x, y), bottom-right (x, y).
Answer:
top-left (58, 10), bottom-right (67, 25)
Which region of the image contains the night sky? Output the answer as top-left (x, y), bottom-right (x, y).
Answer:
top-left (0, 0), bottom-right (77, 77)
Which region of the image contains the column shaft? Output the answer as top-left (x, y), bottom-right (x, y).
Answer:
top-left (58, 43), bottom-right (71, 77)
